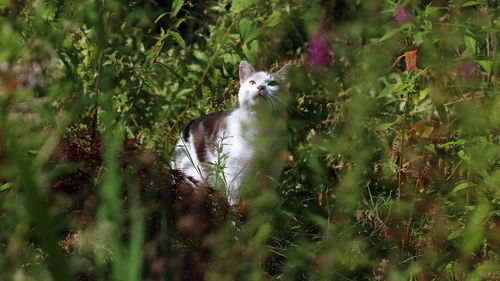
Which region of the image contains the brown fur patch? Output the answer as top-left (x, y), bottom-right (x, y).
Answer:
top-left (187, 112), bottom-right (228, 165)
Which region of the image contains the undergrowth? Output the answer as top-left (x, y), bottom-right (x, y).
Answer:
top-left (0, 0), bottom-right (498, 280)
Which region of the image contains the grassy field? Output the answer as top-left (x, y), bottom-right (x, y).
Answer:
top-left (0, 0), bottom-right (498, 280)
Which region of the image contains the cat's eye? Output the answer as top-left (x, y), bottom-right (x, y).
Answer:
top-left (268, 80), bottom-right (279, 86)
top-left (249, 80), bottom-right (256, 85)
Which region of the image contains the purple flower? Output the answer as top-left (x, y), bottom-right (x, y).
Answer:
top-left (307, 32), bottom-right (334, 69)
top-left (393, 6), bottom-right (410, 25)
top-left (459, 60), bottom-right (478, 81)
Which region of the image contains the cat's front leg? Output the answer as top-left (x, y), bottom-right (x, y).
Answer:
top-left (222, 157), bottom-right (249, 205)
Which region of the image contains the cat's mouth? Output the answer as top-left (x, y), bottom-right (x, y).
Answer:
top-left (253, 92), bottom-right (266, 100)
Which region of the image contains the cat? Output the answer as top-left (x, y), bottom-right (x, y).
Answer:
top-left (172, 61), bottom-right (293, 205)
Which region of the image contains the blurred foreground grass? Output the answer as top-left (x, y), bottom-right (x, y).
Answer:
top-left (0, 0), bottom-right (499, 280)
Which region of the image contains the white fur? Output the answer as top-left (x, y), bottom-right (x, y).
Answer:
top-left (172, 61), bottom-right (291, 205)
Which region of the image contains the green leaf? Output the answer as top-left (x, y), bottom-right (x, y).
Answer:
top-left (458, 150), bottom-right (471, 163)
top-left (154, 12), bottom-right (168, 24)
top-left (425, 144), bottom-right (437, 155)
top-left (221, 53), bottom-right (241, 65)
top-left (375, 118), bottom-right (400, 131)
top-left (476, 60), bottom-right (491, 73)
top-left (242, 40), bottom-right (260, 65)
top-left (0, 182), bottom-right (13, 191)
top-left (438, 139), bottom-right (468, 148)
top-left (462, 1), bottom-right (481, 7)
top-left (178, 88), bottom-right (193, 97)
top-left (250, 223), bottom-right (272, 247)
top-left (464, 205), bottom-right (476, 211)
top-left (462, 203), bottom-right (491, 253)
top-left (378, 81), bottom-right (403, 98)
top-left (188, 63), bottom-right (202, 72)
top-left (193, 50), bottom-right (208, 61)
top-left (451, 181), bottom-right (472, 193)
top-left (447, 229), bottom-right (463, 240)
top-left (171, 0), bottom-right (184, 17)
top-left (238, 18), bottom-right (257, 44)
top-left (266, 11), bottom-right (283, 27)
top-left (375, 24), bottom-right (411, 44)
top-left (418, 88), bottom-right (430, 102)
top-left (168, 31), bottom-right (185, 48)
top-left (231, 0), bottom-right (258, 15)
top-left (464, 36), bottom-right (477, 53)
top-left (145, 48), bottom-right (156, 61)
top-left (414, 32), bottom-right (423, 45)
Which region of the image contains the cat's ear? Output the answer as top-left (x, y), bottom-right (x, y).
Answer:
top-left (275, 64), bottom-right (294, 84)
top-left (239, 61), bottom-right (255, 83)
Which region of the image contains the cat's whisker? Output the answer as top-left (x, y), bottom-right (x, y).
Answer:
top-left (279, 98), bottom-right (300, 113)
top-left (269, 96), bottom-right (278, 111)
top-left (269, 98), bottom-right (279, 112)
top-left (264, 94), bottom-right (277, 112)
top-left (271, 95), bottom-right (300, 114)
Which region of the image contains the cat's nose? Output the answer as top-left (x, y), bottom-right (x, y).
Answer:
top-left (257, 85), bottom-right (265, 91)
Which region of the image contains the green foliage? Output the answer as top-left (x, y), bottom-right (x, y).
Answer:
top-left (0, 0), bottom-right (499, 280)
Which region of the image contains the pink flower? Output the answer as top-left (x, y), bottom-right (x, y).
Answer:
top-left (307, 32), bottom-right (334, 69)
top-left (393, 6), bottom-right (410, 25)
top-left (459, 60), bottom-right (478, 81)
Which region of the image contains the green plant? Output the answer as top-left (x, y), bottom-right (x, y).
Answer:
top-left (0, 0), bottom-right (498, 280)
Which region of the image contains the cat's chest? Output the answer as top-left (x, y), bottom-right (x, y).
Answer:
top-left (221, 111), bottom-right (257, 160)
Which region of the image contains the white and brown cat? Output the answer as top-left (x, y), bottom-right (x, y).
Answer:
top-left (172, 61), bottom-right (293, 205)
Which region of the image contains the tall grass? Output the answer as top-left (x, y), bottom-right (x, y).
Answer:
top-left (0, 0), bottom-right (498, 280)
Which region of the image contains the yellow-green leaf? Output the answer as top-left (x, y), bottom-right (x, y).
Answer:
top-left (451, 181), bottom-right (472, 193)
top-left (168, 31), bottom-right (185, 48)
top-left (171, 0), bottom-right (184, 17)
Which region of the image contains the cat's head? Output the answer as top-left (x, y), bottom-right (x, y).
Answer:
top-left (237, 61), bottom-right (293, 110)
